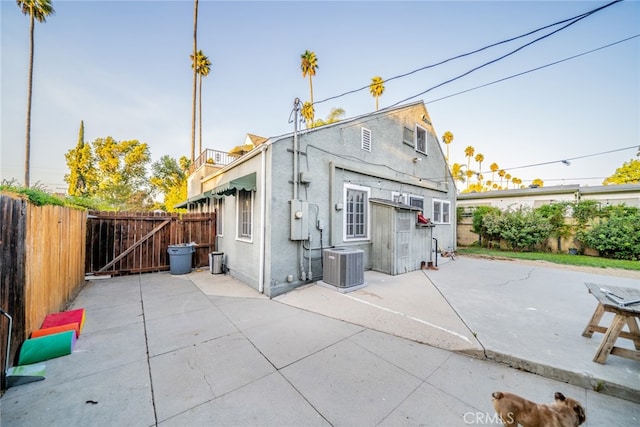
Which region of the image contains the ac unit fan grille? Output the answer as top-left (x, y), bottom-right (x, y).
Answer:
top-left (322, 248), bottom-right (364, 288)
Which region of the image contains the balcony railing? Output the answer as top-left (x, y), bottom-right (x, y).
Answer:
top-left (190, 149), bottom-right (240, 174)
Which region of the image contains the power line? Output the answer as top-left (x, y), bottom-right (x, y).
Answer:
top-left (387, 1), bottom-right (622, 108)
top-left (495, 145), bottom-right (639, 174)
top-left (313, 0), bottom-right (623, 108)
top-left (426, 34), bottom-right (640, 105)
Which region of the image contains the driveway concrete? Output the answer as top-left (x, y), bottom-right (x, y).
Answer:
top-left (1, 256), bottom-right (638, 426)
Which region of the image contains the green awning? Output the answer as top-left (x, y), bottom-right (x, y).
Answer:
top-left (212, 172), bottom-right (256, 196)
top-left (174, 193), bottom-right (210, 208)
top-left (175, 172), bottom-right (257, 208)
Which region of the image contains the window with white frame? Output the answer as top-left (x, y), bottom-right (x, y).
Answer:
top-left (415, 125), bottom-right (427, 154)
top-left (432, 199), bottom-right (451, 224)
top-left (344, 183), bottom-right (370, 240)
top-left (215, 198), bottom-right (223, 236)
top-left (361, 127), bottom-right (372, 152)
top-left (409, 195), bottom-right (424, 212)
top-left (237, 190), bottom-right (253, 240)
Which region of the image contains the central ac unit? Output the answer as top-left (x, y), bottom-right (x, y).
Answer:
top-left (322, 248), bottom-right (364, 288)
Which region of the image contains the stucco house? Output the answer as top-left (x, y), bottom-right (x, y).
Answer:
top-left (457, 183), bottom-right (640, 211)
top-left (178, 101), bottom-right (457, 297)
top-left (456, 183), bottom-right (640, 248)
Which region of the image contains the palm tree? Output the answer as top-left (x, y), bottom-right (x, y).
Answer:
top-left (464, 146), bottom-right (474, 188)
top-left (17, 0), bottom-right (55, 187)
top-left (369, 76), bottom-right (385, 111)
top-left (191, 50), bottom-right (211, 155)
top-left (442, 131), bottom-right (454, 163)
top-left (190, 0), bottom-right (199, 163)
top-left (450, 163), bottom-right (466, 183)
top-left (312, 107), bottom-right (346, 127)
top-left (464, 146), bottom-right (474, 170)
top-left (505, 173), bottom-right (512, 189)
top-left (474, 153), bottom-right (484, 185)
top-left (465, 169), bottom-right (474, 189)
top-left (498, 169), bottom-right (505, 188)
top-left (489, 162), bottom-right (499, 183)
top-left (300, 50), bottom-right (318, 123)
top-left (301, 101), bottom-right (314, 128)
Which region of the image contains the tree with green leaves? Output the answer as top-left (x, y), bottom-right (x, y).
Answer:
top-left (65, 136), bottom-right (152, 210)
top-left (150, 155), bottom-right (189, 211)
top-left (312, 107), bottom-right (345, 127)
top-left (191, 49), bottom-right (211, 155)
top-left (64, 121), bottom-right (96, 196)
top-left (93, 137), bottom-right (152, 210)
top-left (300, 50), bottom-right (318, 124)
top-left (369, 76), bottom-right (385, 111)
top-left (602, 158), bottom-right (640, 185)
top-left (17, 0), bottom-right (55, 187)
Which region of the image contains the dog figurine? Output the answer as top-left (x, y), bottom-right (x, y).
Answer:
top-left (491, 391), bottom-right (586, 427)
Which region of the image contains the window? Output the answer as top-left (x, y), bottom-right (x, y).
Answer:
top-left (415, 125), bottom-right (427, 154)
top-left (361, 127), bottom-right (371, 151)
top-left (215, 198), bottom-right (223, 236)
top-left (344, 183), bottom-right (370, 240)
top-left (432, 199), bottom-right (451, 224)
top-left (237, 190), bottom-right (253, 240)
top-left (409, 195), bottom-right (424, 212)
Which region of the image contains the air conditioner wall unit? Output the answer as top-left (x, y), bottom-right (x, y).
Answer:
top-left (322, 248), bottom-right (364, 288)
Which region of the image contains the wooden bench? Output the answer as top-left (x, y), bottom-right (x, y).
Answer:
top-left (582, 282), bottom-right (640, 364)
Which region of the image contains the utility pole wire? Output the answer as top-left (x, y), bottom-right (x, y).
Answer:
top-left (313, 0), bottom-right (623, 108)
top-left (426, 34), bottom-right (640, 105)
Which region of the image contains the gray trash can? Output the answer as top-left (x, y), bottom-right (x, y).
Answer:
top-left (168, 244), bottom-right (195, 275)
top-left (209, 251), bottom-right (224, 274)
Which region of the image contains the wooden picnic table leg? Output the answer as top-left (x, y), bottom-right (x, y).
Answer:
top-left (593, 314), bottom-right (627, 364)
top-left (626, 316), bottom-right (640, 350)
top-left (582, 303), bottom-right (605, 338)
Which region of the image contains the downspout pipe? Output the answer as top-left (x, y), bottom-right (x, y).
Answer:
top-left (293, 98), bottom-right (300, 200)
top-left (259, 145), bottom-right (267, 293)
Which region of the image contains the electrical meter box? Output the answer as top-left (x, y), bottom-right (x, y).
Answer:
top-left (290, 199), bottom-right (309, 241)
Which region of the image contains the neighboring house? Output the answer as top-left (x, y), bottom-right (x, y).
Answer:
top-left (177, 101), bottom-right (457, 297)
top-left (457, 183), bottom-right (640, 211)
top-left (456, 183), bottom-right (640, 248)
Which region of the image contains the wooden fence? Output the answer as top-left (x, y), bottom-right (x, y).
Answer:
top-left (1, 194), bottom-right (86, 390)
top-left (85, 211), bottom-right (216, 275)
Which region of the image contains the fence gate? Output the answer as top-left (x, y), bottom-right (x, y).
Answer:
top-left (85, 211), bottom-right (216, 276)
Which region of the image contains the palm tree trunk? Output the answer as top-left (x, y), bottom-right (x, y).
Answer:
top-left (198, 73), bottom-right (203, 155)
top-left (190, 0), bottom-right (199, 163)
top-left (24, 13), bottom-right (35, 187)
top-left (308, 76), bottom-right (314, 123)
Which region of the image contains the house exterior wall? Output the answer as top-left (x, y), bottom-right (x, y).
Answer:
top-left (210, 153), bottom-right (266, 291)
top-left (263, 102), bottom-right (456, 296)
top-left (181, 102), bottom-right (457, 297)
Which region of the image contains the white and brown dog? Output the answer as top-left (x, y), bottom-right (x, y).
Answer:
top-left (492, 391), bottom-right (586, 427)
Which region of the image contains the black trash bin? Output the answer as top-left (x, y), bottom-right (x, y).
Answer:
top-left (168, 244), bottom-right (195, 275)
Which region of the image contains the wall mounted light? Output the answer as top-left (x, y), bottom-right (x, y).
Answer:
top-left (413, 157), bottom-right (421, 163)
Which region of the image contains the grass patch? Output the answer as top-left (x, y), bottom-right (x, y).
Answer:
top-left (458, 247), bottom-right (640, 272)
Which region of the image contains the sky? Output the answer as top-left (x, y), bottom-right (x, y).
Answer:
top-left (1, 0), bottom-right (639, 193)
